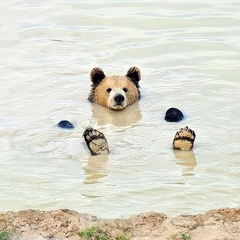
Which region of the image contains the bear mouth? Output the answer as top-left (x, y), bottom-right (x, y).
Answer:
top-left (111, 104), bottom-right (125, 110)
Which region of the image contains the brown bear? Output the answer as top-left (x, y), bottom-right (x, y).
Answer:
top-left (88, 66), bottom-right (141, 110)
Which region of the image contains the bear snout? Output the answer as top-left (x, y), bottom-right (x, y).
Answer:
top-left (114, 94), bottom-right (125, 104)
top-left (108, 89), bottom-right (127, 110)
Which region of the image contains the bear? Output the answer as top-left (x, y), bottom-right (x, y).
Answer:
top-left (88, 66), bottom-right (141, 110)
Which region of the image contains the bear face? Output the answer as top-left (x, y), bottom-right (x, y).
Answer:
top-left (88, 66), bottom-right (141, 110)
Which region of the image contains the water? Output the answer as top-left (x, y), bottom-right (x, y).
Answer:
top-left (0, 0), bottom-right (240, 218)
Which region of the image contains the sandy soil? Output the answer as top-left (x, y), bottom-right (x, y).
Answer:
top-left (0, 207), bottom-right (240, 240)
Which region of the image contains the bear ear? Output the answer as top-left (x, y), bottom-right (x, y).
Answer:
top-left (90, 67), bottom-right (106, 85)
top-left (126, 66), bottom-right (141, 87)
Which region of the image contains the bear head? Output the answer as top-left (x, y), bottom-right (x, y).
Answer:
top-left (88, 66), bottom-right (141, 110)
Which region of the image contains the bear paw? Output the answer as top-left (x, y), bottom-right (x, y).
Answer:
top-left (83, 128), bottom-right (109, 155)
top-left (173, 126), bottom-right (196, 151)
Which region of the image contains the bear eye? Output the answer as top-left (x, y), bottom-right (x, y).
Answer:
top-left (123, 87), bottom-right (128, 92)
top-left (106, 87), bottom-right (112, 93)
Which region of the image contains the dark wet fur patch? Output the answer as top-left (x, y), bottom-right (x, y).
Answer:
top-left (165, 107), bottom-right (184, 122)
top-left (58, 120), bottom-right (75, 129)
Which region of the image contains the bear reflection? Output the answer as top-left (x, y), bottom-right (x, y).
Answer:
top-left (91, 101), bottom-right (142, 127)
top-left (174, 150), bottom-right (197, 176)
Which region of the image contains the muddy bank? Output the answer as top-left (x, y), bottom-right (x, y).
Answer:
top-left (0, 207), bottom-right (240, 239)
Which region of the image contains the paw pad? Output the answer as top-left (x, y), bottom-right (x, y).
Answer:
top-left (83, 128), bottom-right (109, 155)
top-left (173, 126), bottom-right (196, 151)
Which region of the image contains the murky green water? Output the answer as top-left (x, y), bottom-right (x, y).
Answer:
top-left (0, 0), bottom-right (240, 218)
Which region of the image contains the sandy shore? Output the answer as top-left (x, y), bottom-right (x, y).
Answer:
top-left (0, 207), bottom-right (240, 239)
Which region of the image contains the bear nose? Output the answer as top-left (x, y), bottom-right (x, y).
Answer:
top-left (114, 94), bottom-right (125, 104)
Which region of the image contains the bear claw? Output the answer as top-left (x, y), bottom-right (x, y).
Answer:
top-left (173, 126), bottom-right (196, 151)
top-left (83, 128), bottom-right (109, 155)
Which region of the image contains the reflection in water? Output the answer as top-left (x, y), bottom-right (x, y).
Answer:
top-left (174, 150), bottom-right (197, 176)
top-left (83, 154), bottom-right (108, 184)
top-left (91, 102), bottom-right (142, 127)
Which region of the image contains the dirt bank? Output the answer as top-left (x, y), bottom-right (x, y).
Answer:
top-left (0, 207), bottom-right (240, 239)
